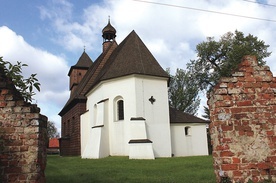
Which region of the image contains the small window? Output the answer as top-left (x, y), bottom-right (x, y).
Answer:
top-left (117, 100), bottom-right (124, 120)
top-left (185, 126), bottom-right (191, 136)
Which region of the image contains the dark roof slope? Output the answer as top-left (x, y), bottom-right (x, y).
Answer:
top-left (68, 51), bottom-right (93, 76)
top-left (75, 51), bottom-right (93, 67)
top-left (169, 107), bottom-right (208, 124)
top-left (98, 30), bottom-right (169, 81)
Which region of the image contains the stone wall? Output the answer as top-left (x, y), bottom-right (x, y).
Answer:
top-left (208, 56), bottom-right (276, 183)
top-left (0, 67), bottom-right (47, 183)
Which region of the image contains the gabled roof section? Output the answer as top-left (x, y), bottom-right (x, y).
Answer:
top-left (169, 107), bottom-right (208, 124)
top-left (98, 30), bottom-right (169, 81)
top-left (68, 51), bottom-right (93, 76)
top-left (59, 31), bottom-right (169, 116)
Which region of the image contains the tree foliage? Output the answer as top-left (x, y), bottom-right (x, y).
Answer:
top-left (187, 30), bottom-right (271, 92)
top-left (47, 121), bottom-right (59, 138)
top-left (202, 106), bottom-right (210, 120)
top-left (167, 68), bottom-right (200, 115)
top-left (0, 57), bottom-right (40, 102)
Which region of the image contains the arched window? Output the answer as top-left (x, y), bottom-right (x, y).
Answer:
top-left (117, 100), bottom-right (124, 120)
top-left (185, 126), bottom-right (191, 136)
top-left (114, 96), bottom-right (124, 121)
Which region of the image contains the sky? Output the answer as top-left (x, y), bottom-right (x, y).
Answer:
top-left (1, 0), bottom-right (276, 134)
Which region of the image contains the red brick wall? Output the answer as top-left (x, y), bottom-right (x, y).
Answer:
top-left (59, 102), bottom-right (86, 156)
top-left (69, 69), bottom-right (88, 93)
top-left (208, 56), bottom-right (276, 183)
top-left (0, 68), bottom-right (47, 183)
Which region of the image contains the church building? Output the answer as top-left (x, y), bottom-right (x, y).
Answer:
top-left (59, 20), bottom-right (209, 159)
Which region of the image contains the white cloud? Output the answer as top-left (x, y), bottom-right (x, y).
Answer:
top-left (0, 26), bottom-right (69, 131)
top-left (38, 0), bottom-right (107, 53)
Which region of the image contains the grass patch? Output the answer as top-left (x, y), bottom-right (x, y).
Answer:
top-left (46, 155), bottom-right (215, 183)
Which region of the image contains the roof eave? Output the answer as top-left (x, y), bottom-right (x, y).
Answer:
top-left (58, 98), bottom-right (87, 116)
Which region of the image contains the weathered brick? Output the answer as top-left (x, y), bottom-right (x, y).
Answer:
top-left (216, 145), bottom-right (230, 151)
top-left (221, 164), bottom-right (238, 170)
top-left (233, 170), bottom-right (242, 176)
top-left (221, 125), bottom-right (233, 131)
top-left (6, 101), bottom-right (15, 107)
top-left (20, 146), bottom-right (29, 152)
top-left (266, 131), bottom-right (274, 136)
top-left (216, 100), bottom-right (233, 107)
top-left (0, 101), bottom-right (7, 107)
top-left (215, 88), bottom-right (228, 95)
top-left (220, 151), bottom-right (235, 157)
top-left (236, 100), bottom-right (252, 106)
top-left (219, 83), bottom-right (228, 88)
top-left (5, 167), bottom-right (22, 174)
top-left (232, 157), bottom-right (240, 164)
top-left (221, 77), bottom-right (238, 83)
top-left (228, 88), bottom-right (242, 94)
top-left (1, 89), bottom-right (9, 95)
top-left (257, 163), bottom-right (271, 170)
top-left (232, 72), bottom-right (244, 77)
top-left (244, 76), bottom-right (255, 82)
top-left (208, 56), bottom-right (276, 182)
top-left (0, 67), bottom-right (47, 183)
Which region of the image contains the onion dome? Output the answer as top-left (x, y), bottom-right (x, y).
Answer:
top-left (102, 18), bottom-right (116, 41)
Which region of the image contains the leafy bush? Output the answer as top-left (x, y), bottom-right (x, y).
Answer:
top-left (0, 57), bottom-right (40, 102)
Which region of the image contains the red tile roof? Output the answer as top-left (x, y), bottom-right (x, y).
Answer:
top-left (49, 138), bottom-right (59, 148)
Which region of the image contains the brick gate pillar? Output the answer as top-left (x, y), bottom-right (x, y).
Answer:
top-left (0, 67), bottom-right (47, 183)
top-left (208, 56), bottom-right (276, 183)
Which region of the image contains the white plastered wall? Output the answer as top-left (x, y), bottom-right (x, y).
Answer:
top-left (81, 74), bottom-right (172, 158)
top-left (134, 76), bottom-right (172, 157)
top-left (170, 123), bottom-right (208, 157)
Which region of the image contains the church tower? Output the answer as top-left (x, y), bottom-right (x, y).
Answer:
top-left (102, 18), bottom-right (116, 52)
top-left (68, 50), bottom-right (93, 94)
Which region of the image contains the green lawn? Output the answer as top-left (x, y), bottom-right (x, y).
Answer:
top-left (46, 155), bottom-right (216, 183)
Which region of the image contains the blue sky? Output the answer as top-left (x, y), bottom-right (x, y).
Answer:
top-left (1, 0), bottom-right (276, 133)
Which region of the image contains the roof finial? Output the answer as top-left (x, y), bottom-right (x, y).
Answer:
top-left (108, 15), bottom-right (110, 23)
top-left (84, 45), bottom-right (86, 52)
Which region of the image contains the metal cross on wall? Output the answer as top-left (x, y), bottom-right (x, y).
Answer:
top-left (149, 96), bottom-right (156, 104)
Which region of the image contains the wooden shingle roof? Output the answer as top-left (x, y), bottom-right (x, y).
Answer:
top-left (68, 51), bottom-right (93, 76)
top-left (59, 30), bottom-right (168, 116)
top-left (97, 30), bottom-right (169, 82)
top-left (169, 107), bottom-right (208, 124)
